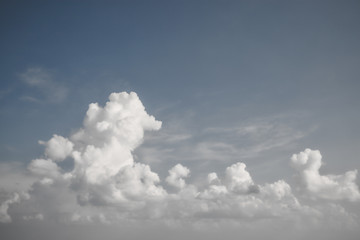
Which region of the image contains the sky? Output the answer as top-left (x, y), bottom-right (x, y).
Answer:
top-left (1, 1), bottom-right (360, 239)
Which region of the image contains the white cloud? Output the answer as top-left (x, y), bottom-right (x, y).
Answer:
top-left (195, 163), bottom-right (305, 221)
top-left (0, 92), bottom-right (165, 222)
top-left (291, 148), bottom-right (360, 201)
top-left (71, 92), bottom-right (161, 149)
top-left (0, 92), bottom-right (359, 235)
top-left (60, 92), bottom-right (164, 207)
top-left (207, 172), bottom-right (220, 184)
top-left (166, 164), bottom-right (190, 189)
top-left (28, 159), bottom-right (61, 178)
top-left (39, 135), bottom-right (74, 162)
top-left (224, 162), bottom-right (257, 194)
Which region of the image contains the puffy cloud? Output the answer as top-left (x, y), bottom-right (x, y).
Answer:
top-left (166, 164), bottom-right (190, 189)
top-left (261, 180), bottom-right (293, 201)
top-left (67, 92), bottom-right (164, 206)
top-left (224, 162), bottom-right (258, 194)
top-left (16, 92), bottom-right (165, 212)
top-left (207, 172), bottom-right (220, 184)
top-left (71, 138), bottom-right (134, 185)
top-left (39, 135), bottom-right (74, 162)
top-left (28, 159), bottom-right (61, 178)
top-left (199, 176), bottom-right (228, 200)
top-left (196, 164), bottom-right (303, 220)
top-left (72, 92), bottom-right (161, 149)
top-left (1, 92), bottom-right (359, 234)
top-left (113, 163), bottom-right (166, 200)
top-left (291, 148), bottom-right (360, 201)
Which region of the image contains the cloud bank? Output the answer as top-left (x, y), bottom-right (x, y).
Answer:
top-left (1, 92), bottom-right (359, 234)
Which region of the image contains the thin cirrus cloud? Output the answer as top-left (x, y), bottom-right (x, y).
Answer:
top-left (19, 67), bottom-right (68, 103)
top-left (138, 112), bottom-right (314, 166)
top-left (0, 92), bottom-right (359, 236)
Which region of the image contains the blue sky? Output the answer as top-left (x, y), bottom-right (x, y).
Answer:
top-left (1, 0), bottom-right (360, 175)
top-left (1, 1), bottom-right (360, 239)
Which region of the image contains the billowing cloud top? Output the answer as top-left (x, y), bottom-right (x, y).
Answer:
top-left (291, 148), bottom-right (360, 201)
top-left (1, 92), bottom-right (359, 235)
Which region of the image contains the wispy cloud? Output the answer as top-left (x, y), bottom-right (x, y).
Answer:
top-left (137, 114), bottom-right (314, 167)
top-left (19, 67), bottom-right (68, 103)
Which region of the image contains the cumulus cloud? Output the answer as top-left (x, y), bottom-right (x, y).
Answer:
top-left (195, 163), bottom-right (304, 221)
top-left (0, 92), bottom-right (359, 233)
top-left (224, 162), bottom-right (258, 194)
top-left (166, 164), bottom-right (190, 189)
top-left (39, 135), bottom-right (74, 162)
top-left (31, 92), bottom-right (165, 208)
top-left (28, 159), bottom-right (61, 178)
top-left (67, 92), bottom-right (164, 206)
top-left (207, 172), bottom-right (220, 184)
top-left (0, 92), bottom-right (165, 223)
top-left (291, 148), bottom-right (360, 201)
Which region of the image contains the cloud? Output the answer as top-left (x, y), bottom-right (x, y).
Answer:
top-left (224, 162), bottom-right (258, 194)
top-left (0, 193), bottom-right (20, 223)
top-left (136, 116), bottom-right (312, 170)
top-left (166, 164), bottom-right (190, 189)
top-left (19, 67), bottom-right (68, 103)
top-left (28, 159), bottom-right (61, 178)
top-left (0, 92), bottom-right (359, 235)
top-left (195, 163), bottom-right (302, 220)
top-left (202, 120), bottom-right (309, 159)
top-left (0, 191), bottom-right (29, 223)
top-left (49, 92), bottom-right (164, 207)
top-left (291, 148), bottom-right (360, 201)
top-left (39, 135), bottom-right (74, 162)
top-left (0, 162), bottom-right (37, 193)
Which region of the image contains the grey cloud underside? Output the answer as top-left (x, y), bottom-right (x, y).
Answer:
top-left (0, 92), bottom-right (359, 230)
